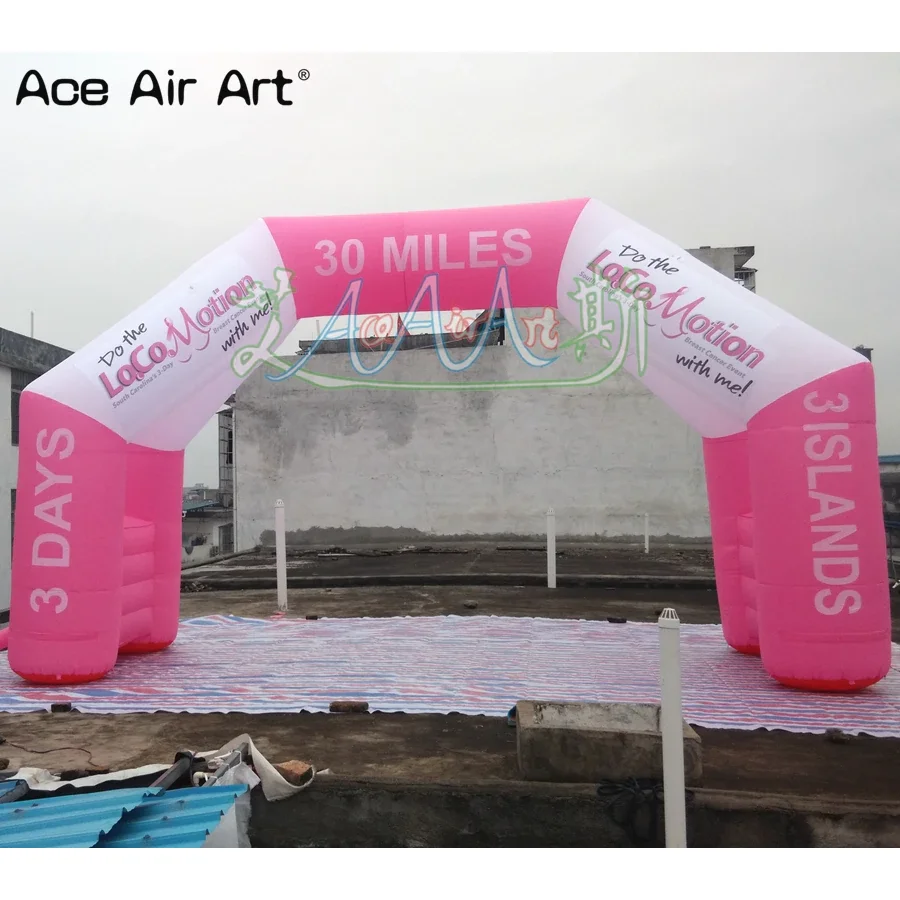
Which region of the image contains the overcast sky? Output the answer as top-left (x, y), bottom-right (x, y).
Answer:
top-left (2, 53), bottom-right (898, 485)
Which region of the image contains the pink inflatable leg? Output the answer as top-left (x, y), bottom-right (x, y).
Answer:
top-left (703, 433), bottom-right (759, 655)
top-left (119, 445), bottom-right (184, 654)
top-left (119, 516), bottom-right (156, 651)
top-left (9, 393), bottom-right (126, 684)
top-left (747, 362), bottom-right (891, 691)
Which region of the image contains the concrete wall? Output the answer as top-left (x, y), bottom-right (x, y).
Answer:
top-left (233, 322), bottom-right (710, 548)
top-left (0, 366), bottom-right (14, 613)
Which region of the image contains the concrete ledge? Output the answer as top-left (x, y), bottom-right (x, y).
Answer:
top-left (263, 537), bottom-right (715, 549)
top-left (516, 700), bottom-right (703, 785)
top-left (181, 573), bottom-right (717, 590)
top-left (181, 550), bottom-right (252, 571)
top-left (248, 776), bottom-right (900, 847)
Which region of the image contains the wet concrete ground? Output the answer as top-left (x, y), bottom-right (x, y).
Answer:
top-left (182, 543), bottom-right (717, 587)
top-left (179, 584), bottom-right (723, 625)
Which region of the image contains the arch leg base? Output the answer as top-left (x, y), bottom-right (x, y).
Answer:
top-left (16, 669), bottom-right (111, 686)
top-left (118, 639), bottom-right (174, 655)
top-left (774, 675), bottom-right (882, 693)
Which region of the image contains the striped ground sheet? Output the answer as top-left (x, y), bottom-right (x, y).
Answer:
top-left (1, 615), bottom-right (899, 736)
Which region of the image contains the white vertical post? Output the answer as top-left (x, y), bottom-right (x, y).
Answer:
top-left (30, 311), bottom-right (34, 338)
top-left (658, 608), bottom-right (687, 848)
top-left (275, 499), bottom-right (288, 611)
top-left (546, 507), bottom-right (556, 589)
top-left (644, 513), bottom-right (650, 554)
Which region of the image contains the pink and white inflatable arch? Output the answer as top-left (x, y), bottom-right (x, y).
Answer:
top-left (2, 198), bottom-right (891, 691)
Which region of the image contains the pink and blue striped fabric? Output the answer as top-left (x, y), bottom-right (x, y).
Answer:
top-left (1, 615), bottom-right (899, 736)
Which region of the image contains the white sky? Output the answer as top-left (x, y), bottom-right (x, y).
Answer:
top-left (1, 52), bottom-right (898, 485)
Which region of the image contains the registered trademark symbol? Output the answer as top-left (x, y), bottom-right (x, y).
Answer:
top-left (298, 69), bottom-right (310, 81)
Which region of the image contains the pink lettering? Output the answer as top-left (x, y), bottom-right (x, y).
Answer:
top-left (588, 250), bottom-right (611, 274)
top-left (645, 287), bottom-right (706, 339)
top-left (100, 371), bottom-right (123, 398)
top-left (165, 306), bottom-right (211, 360)
top-left (619, 268), bottom-right (649, 295)
top-left (224, 284), bottom-right (245, 306)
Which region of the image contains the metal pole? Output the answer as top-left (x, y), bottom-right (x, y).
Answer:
top-left (30, 311), bottom-right (34, 338)
top-left (275, 499), bottom-right (288, 611)
top-left (150, 750), bottom-right (196, 790)
top-left (547, 507), bottom-right (556, 589)
top-left (658, 608), bottom-right (687, 847)
top-left (644, 513), bottom-right (650, 554)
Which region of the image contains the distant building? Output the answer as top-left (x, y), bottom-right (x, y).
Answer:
top-left (179, 399), bottom-right (235, 565)
top-left (0, 329), bottom-right (72, 615)
top-left (687, 245), bottom-right (757, 291)
top-left (218, 396), bottom-right (235, 507)
top-left (881, 455), bottom-right (900, 523)
top-left (181, 497), bottom-right (234, 565)
top-left (183, 483), bottom-right (219, 502)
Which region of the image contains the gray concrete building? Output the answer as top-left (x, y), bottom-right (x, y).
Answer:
top-left (688, 245), bottom-right (757, 292)
top-left (181, 475), bottom-right (235, 565)
top-left (0, 329), bottom-right (72, 614)
top-left (230, 247), bottom-right (762, 550)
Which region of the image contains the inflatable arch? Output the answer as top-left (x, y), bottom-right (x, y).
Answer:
top-left (1, 198), bottom-right (891, 691)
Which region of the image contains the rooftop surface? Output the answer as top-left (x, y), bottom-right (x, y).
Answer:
top-left (2, 545), bottom-right (900, 847)
top-left (182, 542), bottom-right (718, 588)
top-left (182, 499), bottom-right (223, 513)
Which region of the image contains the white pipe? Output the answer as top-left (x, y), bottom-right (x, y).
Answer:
top-left (547, 507), bottom-right (556, 589)
top-left (275, 499), bottom-right (288, 611)
top-left (644, 513), bottom-right (650, 554)
top-left (658, 608), bottom-right (687, 848)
